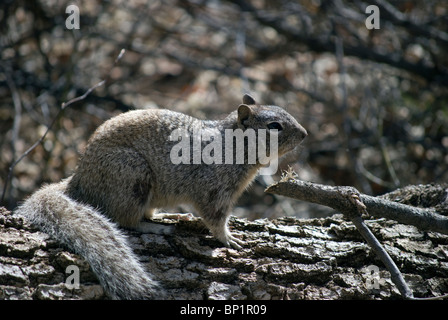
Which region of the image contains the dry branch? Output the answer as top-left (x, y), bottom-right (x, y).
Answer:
top-left (266, 175), bottom-right (448, 236)
top-left (265, 172), bottom-right (448, 299)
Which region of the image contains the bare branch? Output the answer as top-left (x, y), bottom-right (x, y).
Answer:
top-left (2, 66), bottom-right (23, 207)
top-left (265, 173), bottom-right (448, 299)
top-left (0, 49), bottom-right (126, 205)
top-left (266, 175), bottom-right (448, 236)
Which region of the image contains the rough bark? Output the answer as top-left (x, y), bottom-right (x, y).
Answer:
top-left (1, 184), bottom-right (447, 300)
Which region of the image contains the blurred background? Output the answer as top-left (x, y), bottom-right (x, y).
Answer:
top-left (1, 0), bottom-right (447, 219)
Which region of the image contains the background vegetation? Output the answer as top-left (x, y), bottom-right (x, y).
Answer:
top-left (1, 0), bottom-right (447, 219)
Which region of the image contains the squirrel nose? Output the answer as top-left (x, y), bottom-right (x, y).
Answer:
top-left (298, 125), bottom-right (307, 140)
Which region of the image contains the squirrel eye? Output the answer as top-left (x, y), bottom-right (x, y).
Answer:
top-left (267, 122), bottom-right (283, 131)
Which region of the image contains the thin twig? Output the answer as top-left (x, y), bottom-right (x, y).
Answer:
top-left (1, 49), bottom-right (126, 205)
top-left (343, 191), bottom-right (413, 299)
top-left (350, 215), bottom-right (413, 298)
top-left (3, 67), bottom-right (23, 207)
top-left (335, 35), bottom-right (372, 194)
top-left (356, 158), bottom-right (396, 189)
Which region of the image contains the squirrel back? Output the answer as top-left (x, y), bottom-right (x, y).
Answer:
top-left (16, 94), bottom-right (307, 299)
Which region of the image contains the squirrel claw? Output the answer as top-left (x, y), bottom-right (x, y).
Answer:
top-left (227, 235), bottom-right (244, 250)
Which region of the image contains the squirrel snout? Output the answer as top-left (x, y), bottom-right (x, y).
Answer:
top-left (297, 124), bottom-right (308, 140)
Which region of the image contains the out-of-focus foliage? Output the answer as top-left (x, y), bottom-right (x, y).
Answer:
top-left (1, 0), bottom-right (447, 217)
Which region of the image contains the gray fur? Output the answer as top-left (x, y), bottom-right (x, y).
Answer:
top-left (15, 180), bottom-right (159, 299)
top-left (15, 95), bottom-right (307, 299)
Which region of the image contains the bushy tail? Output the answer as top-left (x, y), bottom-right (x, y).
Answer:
top-left (15, 180), bottom-right (159, 299)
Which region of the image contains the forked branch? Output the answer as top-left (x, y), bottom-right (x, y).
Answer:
top-left (265, 171), bottom-right (448, 300)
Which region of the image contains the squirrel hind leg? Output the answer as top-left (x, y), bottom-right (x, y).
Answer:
top-left (69, 147), bottom-right (155, 228)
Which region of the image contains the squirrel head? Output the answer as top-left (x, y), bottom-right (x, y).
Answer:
top-left (237, 94), bottom-right (307, 159)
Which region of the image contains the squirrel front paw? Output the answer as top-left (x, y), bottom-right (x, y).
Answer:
top-left (202, 215), bottom-right (245, 250)
top-left (213, 229), bottom-right (244, 250)
top-left (225, 234), bottom-right (245, 250)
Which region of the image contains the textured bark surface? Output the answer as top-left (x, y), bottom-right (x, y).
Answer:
top-left (1, 184), bottom-right (448, 300)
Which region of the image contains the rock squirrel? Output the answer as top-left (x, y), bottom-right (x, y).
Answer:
top-left (15, 94), bottom-right (307, 299)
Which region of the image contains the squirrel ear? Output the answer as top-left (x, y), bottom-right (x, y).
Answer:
top-left (237, 104), bottom-right (253, 128)
top-left (242, 94), bottom-right (256, 105)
